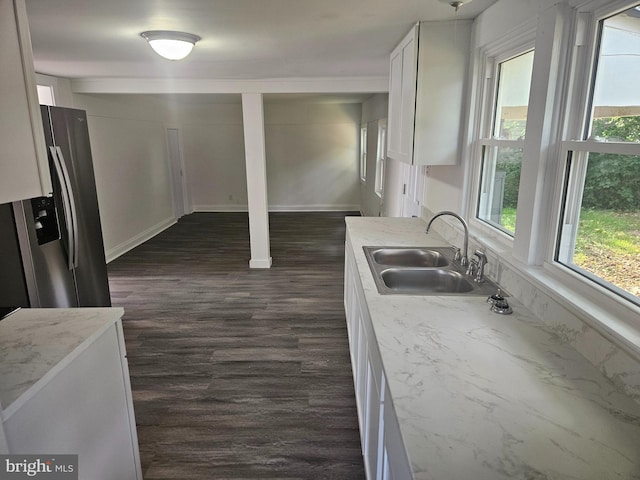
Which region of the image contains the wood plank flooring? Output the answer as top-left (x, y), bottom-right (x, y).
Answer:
top-left (107, 212), bottom-right (365, 480)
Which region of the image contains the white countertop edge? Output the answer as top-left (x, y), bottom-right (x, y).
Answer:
top-left (1, 308), bottom-right (124, 420)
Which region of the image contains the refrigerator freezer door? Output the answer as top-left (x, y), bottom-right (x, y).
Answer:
top-left (0, 204), bottom-right (29, 307)
top-left (12, 200), bottom-right (78, 307)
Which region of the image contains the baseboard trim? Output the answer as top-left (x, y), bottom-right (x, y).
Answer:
top-left (192, 204), bottom-right (360, 212)
top-left (192, 204), bottom-right (248, 212)
top-left (268, 204), bottom-right (361, 212)
top-left (105, 217), bottom-right (176, 263)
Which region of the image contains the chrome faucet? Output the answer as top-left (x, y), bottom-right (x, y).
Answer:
top-left (425, 211), bottom-right (469, 267)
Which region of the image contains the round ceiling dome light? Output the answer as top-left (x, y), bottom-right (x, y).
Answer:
top-left (140, 31), bottom-right (201, 60)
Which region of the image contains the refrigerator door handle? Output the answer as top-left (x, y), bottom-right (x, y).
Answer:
top-left (55, 146), bottom-right (79, 269)
top-left (50, 146), bottom-right (79, 269)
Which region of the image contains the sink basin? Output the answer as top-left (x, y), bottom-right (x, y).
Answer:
top-left (362, 245), bottom-right (500, 296)
top-left (381, 268), bottom-right (474, 294)
top-left (369, 247), bottom-right (449, 267)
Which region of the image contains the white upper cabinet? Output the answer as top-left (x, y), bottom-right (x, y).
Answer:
top-left (0, 0), bottom-right (51, 204)
top-left (387, 21), bottom-right (471, 166)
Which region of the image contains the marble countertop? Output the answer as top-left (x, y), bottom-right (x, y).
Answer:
top-left (346, 216), bottom-right (640, 480)
top-left (0, 307), bottom-right (124, 419)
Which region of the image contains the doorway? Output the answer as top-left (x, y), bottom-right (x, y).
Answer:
top-left (166, 128), bottom-right (188, 218)
top-left (401, 163), bottom-right (424, 217)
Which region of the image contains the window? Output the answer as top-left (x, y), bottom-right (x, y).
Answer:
top-left (477, 50), bottom-right (534, 235)
top-left (557, 4), bottom-right (640, 305)
top-left (360, 125), bottom-right (368, 182)
top-left (375, 119), bottom-right (387, 197)
top-left (37, 85), bottom-right (55, 106)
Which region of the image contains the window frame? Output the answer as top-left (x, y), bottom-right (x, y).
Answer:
top-left (375, 119), bottom-right (387, 198)
top-left (460, 0), bottom-right (640, 350)
top-left (467, 31), bottom-right (537, 250)
top-left (549, 1), bottom-right (640, 309)
top-left (360, 124), bottom-right (368, 183)
top-left (36, 84), bottom-right (55, 106)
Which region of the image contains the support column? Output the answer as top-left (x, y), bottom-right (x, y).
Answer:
top-left (242, 93), bottom-right (272, 269)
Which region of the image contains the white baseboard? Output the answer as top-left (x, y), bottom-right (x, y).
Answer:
top-left (192, 204), bottom-right (248, 212)
top-left (105, 217), bottom-right (176, 263)
top-left (268, 204), bottom-right (361, 212)
top-left (192, 204), bottom-right (360, 212)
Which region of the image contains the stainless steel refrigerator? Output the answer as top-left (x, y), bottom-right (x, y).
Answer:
top-left (1, 106), bottom-right (111, 308)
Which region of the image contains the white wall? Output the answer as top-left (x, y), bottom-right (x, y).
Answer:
top-left (473, 0), bottom-right (556, 48)
top-left (46, 91), bottom-right (362, 260)
top-left (265, 102), bottom-right (361, 211)
top-left (360, 94), bottom-right (388, 217)
top-left (172, 99), bottom-right (362, 212)
top-left (167, 100), bottom-right (248, 211)
top-left (72, 94), bottom-right (175, 261)
top-left (423, 164), bottom-right (465, 215)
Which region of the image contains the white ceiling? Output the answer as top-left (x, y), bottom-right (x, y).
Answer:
top-left (25, 0), bottom-right (497, 83)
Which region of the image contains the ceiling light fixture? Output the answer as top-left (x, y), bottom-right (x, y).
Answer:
top-left (449, 0), bottom-right (470, 12)
top-left (140, 30), bottom-right (201, 60)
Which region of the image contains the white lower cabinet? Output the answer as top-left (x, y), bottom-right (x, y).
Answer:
top-left (2, 320), bottom-right (142, 480)
top-left (344, 240), bottom-right (412, 479)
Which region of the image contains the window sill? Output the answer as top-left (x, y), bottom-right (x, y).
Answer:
top-left (495, 251), bottom-right (640, 363)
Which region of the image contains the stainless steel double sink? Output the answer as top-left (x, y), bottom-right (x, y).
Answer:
top-left (363, 246), bottom-right (499, 296)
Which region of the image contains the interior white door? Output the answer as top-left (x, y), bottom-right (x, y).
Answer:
top-left (401, 164), bottom-right (424, 217)
top-left (166, 128), bottom-right (188, 218)
top-left (381, 157), bottom-right (405, 217)
top-left (381, 158), bottom-right (425, 218)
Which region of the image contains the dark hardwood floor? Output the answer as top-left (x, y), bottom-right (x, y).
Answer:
top-left (107, 211), bottom-right (365, 480)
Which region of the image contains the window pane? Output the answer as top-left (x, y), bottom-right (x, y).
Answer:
top-left (477, 146), bottom-right (522, 235)
top-left (589, 6), bottom-right (640, 143)
top-left (493, 51), bottom-right (534, 140)
top-left (558, 151), bottom-right (640, 302)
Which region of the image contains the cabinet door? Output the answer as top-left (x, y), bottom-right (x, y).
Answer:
top-left (387, 25), bottom-right (418, 164)
top-left (0, 0), bottom-right (51, 204)
top-left (344, 243), bottom-right (359, 379)
top-left (381, 383), bottom-right (413, 480)
top-left (355, 305), bottom-right (368, 438)
top-left (4, 322), bottom-right (142, 480)
top-left (413, 21), bottom-right (471, 166)
top-left (363, 338), bottom-right (384, 479)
